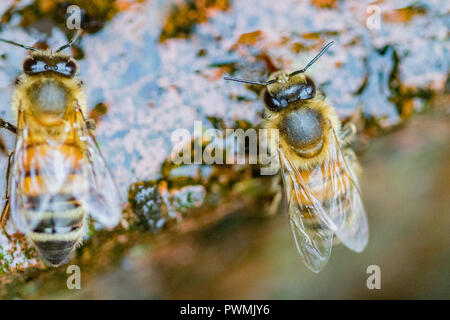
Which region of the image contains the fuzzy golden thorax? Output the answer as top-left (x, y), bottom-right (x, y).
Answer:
top-left (261, 71), bottom-right (341, 170)
top-left (11, 51), bottom-right (87, 127)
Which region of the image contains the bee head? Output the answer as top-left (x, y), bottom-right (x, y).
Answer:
top-left (224, 41), bottom-right (334, 113)
top-left (0, 30), bottom-right (81, 78)
top-left (262, 72), bottom-right (316, 112)
top-left (22, 53), bottom-right (78, 77)
top-left (224, 42), bottom-right (334, 158)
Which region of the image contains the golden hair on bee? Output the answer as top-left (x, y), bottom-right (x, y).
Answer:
top-left (261, 71), bottom-right (341, 171)
top-left (0, 30), bottom-right (121, 267)
top-left (225, 41), bottom-right (339, 170)
top-left (225, 41), bottom-right (368, 273)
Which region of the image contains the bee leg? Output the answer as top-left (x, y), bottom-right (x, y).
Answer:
top-left (267, 174), bottom-right (282, 216)
top-left (86, 118), bottom-right (96, 132)
top-left (339, 122), bottom-right (356, 147)
top-left (0, 200), bottom-right (11, 240)
top-left (0, 152), bottom-right (13, 240)
top-left (0, 118), bottom-right (16, 134)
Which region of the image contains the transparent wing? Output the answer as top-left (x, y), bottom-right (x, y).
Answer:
top-left (10, 113), bottom-right (89, 233)
top-left (279, 129), bottom-right (368, 272)
top-left (78, 122), bottom-right (122, 228)
top-left (279, 149), bottom-right (335, 273)
top-left (329, 131), bottom-right (368, 252)
top-left (10, 108), bottom-right (121, 233)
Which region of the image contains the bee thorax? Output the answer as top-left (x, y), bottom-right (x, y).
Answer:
top-left (29, 80), bottom-right (68, 114)
top-left (280, 108), bottom-right (324, 158)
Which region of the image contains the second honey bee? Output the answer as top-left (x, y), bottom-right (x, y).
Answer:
top-left (0, 31), bottom-right (121, 267)
top-left (225, 42), bottom-right (368, 273)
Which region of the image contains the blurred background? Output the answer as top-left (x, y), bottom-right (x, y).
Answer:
top-left (0, 0), bottom-right (448, 299)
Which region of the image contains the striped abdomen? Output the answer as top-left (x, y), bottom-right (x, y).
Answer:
top-left (19, 141), bottom-right (88, 266)
top-left (295, 151), bottom-right (355, 233)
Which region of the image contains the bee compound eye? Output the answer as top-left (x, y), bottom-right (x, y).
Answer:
top-left (299, 77), bottom-right (316, 100)
top-left (65, 59), bottom-right (77, 76)
top-left (263, 89), bottom-right (284, 112)
top-left (22, 57), bottom-right (36, 73)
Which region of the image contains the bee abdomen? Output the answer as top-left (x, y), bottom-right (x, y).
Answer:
top-left (31, 237), bottom-right (79, 266)
top-left (297, 160), bottom-right (352, 230)
top-left (18, 140), bottom-right (88, 266)
top-left (28, 219), bottom-right (85, 266)
top-left (19, 142), bottom-right (85, 197)
top-left (26, 203), bottom-right (87, 267)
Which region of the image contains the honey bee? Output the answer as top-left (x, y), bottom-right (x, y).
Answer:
top-left (0, 31), bottom-right (121, 267)
top-left (225, 42), bottom-right (368, 273)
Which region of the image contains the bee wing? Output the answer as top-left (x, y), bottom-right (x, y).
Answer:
top-left (10, 122), bottom-right (88, 233)
top-left (79, 125), bottom-right (122, 228)
top-left (279, 148), bottom-right (335, 273)
top-left (328, 130), bottom-right (368, 252)
top-left (9, 108), bottom-right (121, 233)
top-left (279, 129), bottom-right (368, 272)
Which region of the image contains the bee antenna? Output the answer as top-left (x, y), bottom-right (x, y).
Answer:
top-left (0, 38), bottom-right (42, 53)
top-left (289, 41), bottom-right (334, 77)
top-left (224, 76), bottom-right (275, 86)
top-left (55, 29), bottom-right (82, 53)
